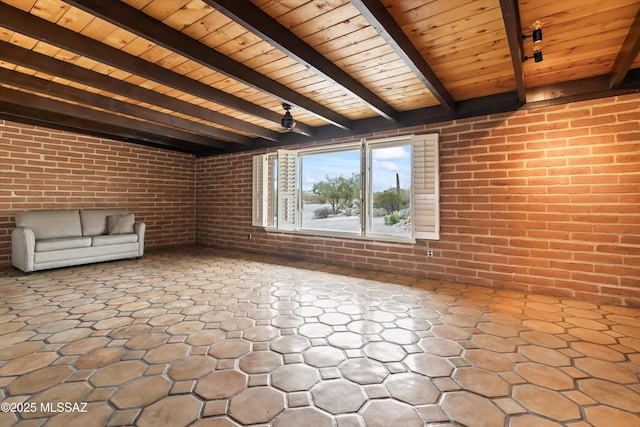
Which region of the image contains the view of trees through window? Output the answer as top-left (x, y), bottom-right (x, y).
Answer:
top-left (301, 150), bottom-right (361, 233)
top-left (300, 144), bottom-right (412, 237)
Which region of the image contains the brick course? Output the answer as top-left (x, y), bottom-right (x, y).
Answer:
top-left (0, 120), bottom-right (196, 263)
top-left (196, 94), bottom-right (640, 306)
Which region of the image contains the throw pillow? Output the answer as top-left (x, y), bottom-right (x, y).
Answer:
top-left (107, 213), bottom-right (135, 235)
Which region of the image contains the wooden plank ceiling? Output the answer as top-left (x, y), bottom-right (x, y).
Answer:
top-left (1, 0), bottom-right (639, 156)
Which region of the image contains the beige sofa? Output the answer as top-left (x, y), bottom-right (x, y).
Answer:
top-left (12, 208), bottom-right (145, 272)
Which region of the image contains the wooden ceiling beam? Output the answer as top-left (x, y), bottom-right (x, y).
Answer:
top-left (350, 0), bottom-right (456, 113)
top-left (271, 91), bottom-right (520, 148)
top-left (499, 0), bottom-right (527, 104)
top-left (65, 0), bottom-right (344, 131)
top-left (527, 73), bottom-right (640, 108)
top-left (269, 69), bottom-right (640, 150)
top-left (0, 111), bottom-right (216, 156)
top-left (0, 3), bottom-right (309, 137)
top-left (0, 86), bottom-right (229, 151)
top-left (0, 68), bottom-right (250, 147)
top-left (0, 103), bottom-right (216, 156)
top-left (609, 7), bottom-right (640, 89)
top-left (204, 0), bottom-right (399, 122)
top-left (0, 42), bottom-right (275, 143)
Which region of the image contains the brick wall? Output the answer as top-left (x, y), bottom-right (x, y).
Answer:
top-left (196, 93), bottom-right (640, 306)
top-left (0, 120), bottom-right (196, 265)
top-left (2, 93), bottom-right (638, 306)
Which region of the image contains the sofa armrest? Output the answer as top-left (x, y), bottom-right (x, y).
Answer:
top-left (135, 222), bottom-right (146, 257)
top-left (12, 227), bottom-right (35, 272)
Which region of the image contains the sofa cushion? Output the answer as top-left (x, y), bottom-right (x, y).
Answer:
top-left (80, 209), bottom-right (128, 236)
top-left (35, 237), bottom-right (92, 252)
top-left (92, 234), bottom-right (138, 247)
top-left (107, 214), bottom-right (135, 235)
top-left (15, 210), bottom-right (82, 240)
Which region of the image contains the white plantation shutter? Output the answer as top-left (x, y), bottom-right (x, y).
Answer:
top-left (277, 149), bottom-right (298, 231)
top-left (252, 154), bottom-right (268, 227)
top-left (412, 134), bottom-right (440, 240)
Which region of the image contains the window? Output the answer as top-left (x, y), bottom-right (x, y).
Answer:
top-left (253, 134), bottom-right (439, 241)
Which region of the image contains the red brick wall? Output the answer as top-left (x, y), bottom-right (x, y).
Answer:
top-left (0, 120), bottom-right (196, 265)
top-left (196, 94), bottom-right (640, 306)
top-left (2, 93), bottom-right (638, 306)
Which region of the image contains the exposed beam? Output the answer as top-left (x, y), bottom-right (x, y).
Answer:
top-left (609, 7), bottom-right (640, 89)
top-left (0, 42), bottom-right (273, 144)
top-left (499, 0), bottom-right (527, 104)
top-left (0, 3), bottom-right (313, 137)
top-left (204, 0), bottom-right (399, 122)
top-left (0, 68), bottom-right (249, 147)
top-left (0, 103), bottom-right (215, 156)
top-left (350, 0), bottom-right (456, 113)
top-left (527, 73), bottom-right (640, 108)
top-left (0, 108), bottom-right (215, 156)
top-left (65, 0), bottom-right (345, 131)
top-left (0, 86), bottom-right (229, 151)
top-left (269, 69), bottom-right (640, 151)
top-left (273, 91), bottom-right (521, 148)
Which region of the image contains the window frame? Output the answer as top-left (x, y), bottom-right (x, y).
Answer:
top-left (364, 136), bottom-right (413, 240)
top-left (252, 133), bottom-right (439, 242)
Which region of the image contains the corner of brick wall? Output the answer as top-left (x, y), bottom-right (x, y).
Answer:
top-left (0, 120), bottom-right (197, 264)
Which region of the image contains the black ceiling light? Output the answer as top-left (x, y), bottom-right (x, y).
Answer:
top-left (532, 27), bottom-right (542, 43)
top-left (523, 21), bottom-right (544, 63)
top-left (533, 49), bottom-right (543, 62)
top-left (281, 103), bottom-right (296, 131)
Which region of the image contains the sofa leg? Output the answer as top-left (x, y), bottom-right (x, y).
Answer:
top-left (13, 267), bottom-right (33, 275)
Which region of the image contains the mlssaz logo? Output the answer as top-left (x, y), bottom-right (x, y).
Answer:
top-left (40, 402), bottom-right (88, 413)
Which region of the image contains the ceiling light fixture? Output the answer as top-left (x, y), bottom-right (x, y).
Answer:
top-left (522, 21), bottom-right (544, 63)
top-left (532, 27), bottom-right (542, 43)
top-left (281, 103), bottom-right (296, 131)
top-left (532, 49), bottom-right (543, 62)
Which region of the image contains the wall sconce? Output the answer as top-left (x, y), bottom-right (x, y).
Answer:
top-left (281, 103), bottom-right (296, 131)
top-left (522, 21), bottom-right (543, 63)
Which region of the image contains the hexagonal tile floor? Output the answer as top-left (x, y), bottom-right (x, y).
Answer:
top-left (1, 247), bottom-right (639, 426)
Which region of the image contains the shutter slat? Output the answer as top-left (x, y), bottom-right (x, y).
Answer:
top-left (252, 154), bottom-right (267, 227)
top-left (412, 134), bottom-right (440, 240)
top-left (277, 150), bottom-right (297, 231)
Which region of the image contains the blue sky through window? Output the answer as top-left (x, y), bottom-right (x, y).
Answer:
top-left (301, 146), bottom-right (411, 192)
top-left (301, 150), bottom-right (359, 192)
top-left (371, 145), bottom-right (411, 192)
